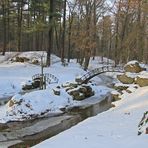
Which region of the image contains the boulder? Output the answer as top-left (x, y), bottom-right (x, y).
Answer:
top-left (8, 100), bottom-right (15, 107)
top-left (22, 84), bottom-right (32, 90)
top-left (66, 84), bottom-right (95, 101)
top-left (7, 98), bottom-right (23, 107)
top-left (117, 73), bottom-right (134, 84)
top-left (135, 76), bottom-right (148, 87)
top-left (62, 82), bottom-right (78, 88)
top-left (114, 84), bottom-right (129, 91)
top-left (31, 59), bottom-right (39, 65)
top-left (69, 83), bottom-right (78, 88)
top-left (73, 93), bottom-right (86, 101)
top-left (53, 88), bottom-right (60, 96)
top-left (68, 89), bottom-right (83, 100)
top-left (75, 77), bottom-right (83, 84)
top-left (62, 82), bottom-right (70, 88)
top-left (79, 87), bottom-right (87, 93)
top-left (126, 89), bottom-right (132, 93)
top-left (68, 90), bottom-right (79, 97)
top-left (15, 56), bottom-right (30, 63)
top-left (65, 86), bottom-right (75, 92)
top-left (82, 85), bottom-right (94, 97)
top-left (124, 60), bottom-right (144, 73)
top-left (111, 91), bottom-right (121, 101)
top-left (67, 85), bottom-right (94, 101)
top-left (32, 78), bottom-right (41, 89)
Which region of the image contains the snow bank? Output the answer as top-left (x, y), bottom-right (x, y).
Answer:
top-left (33, 87), bottom-right (148, 148)
top-left (5, 89), bottom-right (73, 121)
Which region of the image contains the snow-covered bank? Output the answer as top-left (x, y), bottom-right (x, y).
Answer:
top-left (33, 87), bottom-right (148, 148)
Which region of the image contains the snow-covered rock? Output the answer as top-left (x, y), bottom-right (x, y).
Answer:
top-left (66, 83), bottom-right (95, 101)
top-left (117, 73), bottom-right (135, 84)
top-left (117, 61), bottom-right (148, 87)
top-left (135, 71), bottom-right (148, 87)
top-left (136, 77), bottom-right (148, 87)
top-left (111, 90), bottom-right (121, 101)
top-left (5, 89), bottom-right (73, 121)
top-left (124, 60), bottom-right (145, 73)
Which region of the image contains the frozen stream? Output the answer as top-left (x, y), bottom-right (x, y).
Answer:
top-left (0, 93), bottom-right (112, 148)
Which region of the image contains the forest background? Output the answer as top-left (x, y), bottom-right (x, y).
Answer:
top-left (0, 0), bottom-right (147, 70)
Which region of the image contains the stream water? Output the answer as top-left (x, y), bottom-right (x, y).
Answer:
top-left (0, 93), bottom-right (112, 148)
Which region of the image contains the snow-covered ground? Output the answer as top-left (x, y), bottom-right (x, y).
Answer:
top-left (0, 52), bottom-right (84, 98)
top-left (0, 52), bottom-right (118, 100)
top-left (0, 52), bottom-right (111, 123)
top-left (33, 86), bottom-right (148, 148)
top-left (0, 52), bottom-right (148, 148)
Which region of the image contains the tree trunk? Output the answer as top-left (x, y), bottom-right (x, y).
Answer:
top-left (17, 0), bottom-right (23, 52)
top-left (47, 0), bottom-right (54, 66)
top-left (61, 0), bottom-right (66, 63)
top-left (2, 2), bottom-right (6, 55)
top-left (92, 0), bottom-right (97, 60)
top-left (67, 11), bottom-right (72, 63)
